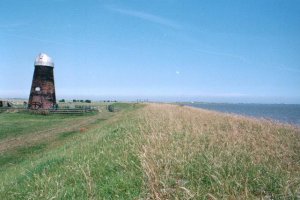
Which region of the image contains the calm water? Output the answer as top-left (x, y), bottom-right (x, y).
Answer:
top-left (184, 103), bottom-right (300, 126)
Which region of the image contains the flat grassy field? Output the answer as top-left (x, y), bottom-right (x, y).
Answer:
top-left (0, 103), bottom-right (299, 199)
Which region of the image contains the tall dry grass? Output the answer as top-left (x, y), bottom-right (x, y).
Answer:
top-left (135, 104), bottom-right (300, 199)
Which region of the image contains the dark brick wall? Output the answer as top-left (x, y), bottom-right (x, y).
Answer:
top-left (28, 65), bottom-right (56, 109)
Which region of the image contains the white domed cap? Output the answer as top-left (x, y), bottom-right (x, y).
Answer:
top-left (34, 53), bottom-right (54, 67)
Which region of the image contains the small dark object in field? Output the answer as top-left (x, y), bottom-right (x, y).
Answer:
top-left (108, 105), bottom-right (114, 112)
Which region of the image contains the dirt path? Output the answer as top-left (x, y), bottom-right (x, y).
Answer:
top-left (0, 112), bottom-right (109, 153)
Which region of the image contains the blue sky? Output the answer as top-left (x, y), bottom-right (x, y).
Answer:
top-left (0, 0), bottom-right (299, 103)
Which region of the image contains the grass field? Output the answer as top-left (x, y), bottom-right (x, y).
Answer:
top-left (0, 103), bottom-right (299, 199)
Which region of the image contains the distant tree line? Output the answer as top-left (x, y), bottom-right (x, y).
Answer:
top-left (72, 99), bottom-right (92, 103)
top-left (58, 99), bottom-right (92, 103)
top-left (58, 99), bottom-right (119, 103)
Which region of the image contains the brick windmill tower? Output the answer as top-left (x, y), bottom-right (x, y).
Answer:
top-left (28, 53), bottom-right (56, 109)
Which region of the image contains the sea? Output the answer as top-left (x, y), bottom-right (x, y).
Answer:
top-left (184, 102), bottom-right (300, 126)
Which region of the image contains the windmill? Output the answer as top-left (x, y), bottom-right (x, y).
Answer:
top-left (28, 53), bottom-right (56, 109)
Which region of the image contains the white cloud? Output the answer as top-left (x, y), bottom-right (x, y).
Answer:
top-left (107, 6), bottom-right (181, 29)
top-left (194, 48), bottom-right (246, 62)
top-left (276, 65), bottom-right (300, 73)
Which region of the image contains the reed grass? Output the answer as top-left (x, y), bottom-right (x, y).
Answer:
top-left (135, 104), bottom-right (300, 199)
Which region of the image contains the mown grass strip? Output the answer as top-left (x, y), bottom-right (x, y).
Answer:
top-left (0, 103), bottom-right (145, 200)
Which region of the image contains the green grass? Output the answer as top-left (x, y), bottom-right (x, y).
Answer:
top-left (0, 143), bottom-right (47, 168)
top-left (0, 103), bottom-right (144, 199)
top-left (0, 102), bottom-right (299, 199)
top-left (1, 124), bottom-right (143, 199)
top-left (0, 112), bottom-right (93, 140)
top-left (58, 130), bottom-right (79, 139)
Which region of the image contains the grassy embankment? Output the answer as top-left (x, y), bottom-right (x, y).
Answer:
top-left (0, 103), bottom-right (299, 199)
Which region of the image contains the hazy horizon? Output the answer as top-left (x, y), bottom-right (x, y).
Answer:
top-left (2, 94), bottom-right (300, 104)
